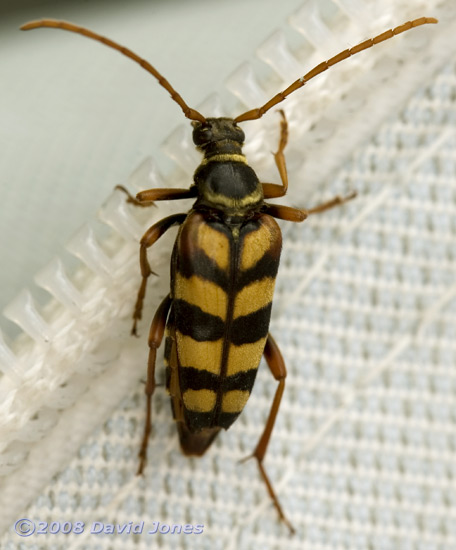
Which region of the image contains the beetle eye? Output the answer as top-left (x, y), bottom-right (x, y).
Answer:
top-left (192, 123), bottom-right (213, 146)
top-left (200, 129), bottom-right (212, 141)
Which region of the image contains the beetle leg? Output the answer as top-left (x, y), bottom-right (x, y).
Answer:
top-left (264, 188), bottom-right (357, 223)
top-left (262, 109), bottom-right (289, 199)
top-left (240, 332), bottom-right (295, 534)
top-left (261, 110), bottom-right (357, 208)
top-left (263, 202), bottom-right (308, 223)
top-left (307, 190), bottom-right (357, 214)
top-left (117, 185), bottom-right (197, 206)
top-left (132, 213), bottom-right (187, 336)
top-left (116, 184), bottom-right (152, 207)
top-left (136, 187), bottom-right (197, 202)
top-left (137, 294), bottom-right (172, 475)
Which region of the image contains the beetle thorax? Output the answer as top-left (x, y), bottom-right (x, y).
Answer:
top-left (192, 118), bottom-right (263, 216)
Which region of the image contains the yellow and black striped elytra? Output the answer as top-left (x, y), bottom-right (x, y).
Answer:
top-left (168, 210), bottom-right (281, 438)
top-left (21, 16), bottom-right (437, 534)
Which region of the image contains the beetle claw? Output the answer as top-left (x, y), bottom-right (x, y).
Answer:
top-left (238, 453), bottom-right (255, 464)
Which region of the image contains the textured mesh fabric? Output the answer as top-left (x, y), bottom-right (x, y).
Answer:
top-left (3, 54), bottom-right (456, 550)
top-left (1, 5), bottom-right (456, 550)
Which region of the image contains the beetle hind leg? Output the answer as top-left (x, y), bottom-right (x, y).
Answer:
top-left (137, 294), bottom-right (172, 475)
top-left (240, 332), bottom-right (295, 534)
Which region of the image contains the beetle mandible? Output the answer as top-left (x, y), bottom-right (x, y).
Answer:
top-left (21, 16), bottom-right (437, 533)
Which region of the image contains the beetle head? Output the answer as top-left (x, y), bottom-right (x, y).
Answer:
top-left (192, 118), bottom-right (245, 149)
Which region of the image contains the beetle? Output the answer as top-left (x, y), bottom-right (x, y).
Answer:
top-left (21, 16), bottom-right (437, 532)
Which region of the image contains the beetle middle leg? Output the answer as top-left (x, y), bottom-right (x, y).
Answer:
top-left (132, 213), bottom-right (186, 335)
top-left (137, 294), bottom-right (172, 475)
top-left (306, 190), bottom-right (357, 214)
top-left (263, 189), bottom-right (357, 223)
top-left (241, 332), bottom-right (295, 534)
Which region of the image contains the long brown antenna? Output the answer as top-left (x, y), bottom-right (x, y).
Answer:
top-left (20, 19), bottom-right (206, 123)
top-left (234, 16), bottom-right (437, 123)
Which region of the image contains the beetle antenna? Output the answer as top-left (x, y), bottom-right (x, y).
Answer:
top-left (20, 19), bottom-right (207, 123)
top-left (234, 16), bottom-right (437, 123)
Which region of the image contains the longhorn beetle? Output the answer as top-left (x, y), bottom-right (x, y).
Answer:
top-left (22, 16), bottom-right (437, 533)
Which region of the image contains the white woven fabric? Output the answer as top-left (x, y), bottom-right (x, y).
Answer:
top-left (1, 2), bottom-right (455, 549)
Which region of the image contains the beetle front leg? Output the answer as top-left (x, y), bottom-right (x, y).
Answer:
top-left (117, 185), bottom-right (197, 207)
top-left (261, 109), bottom-right (356, 208)
top-left (132, 213), bottom-right (186, 335)
top-left (262, 109), bottom-right (290, 199)
top-left (241, 333), bottom-right (295, 534)
top-left (137, 294), bottom-right (172, 475)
